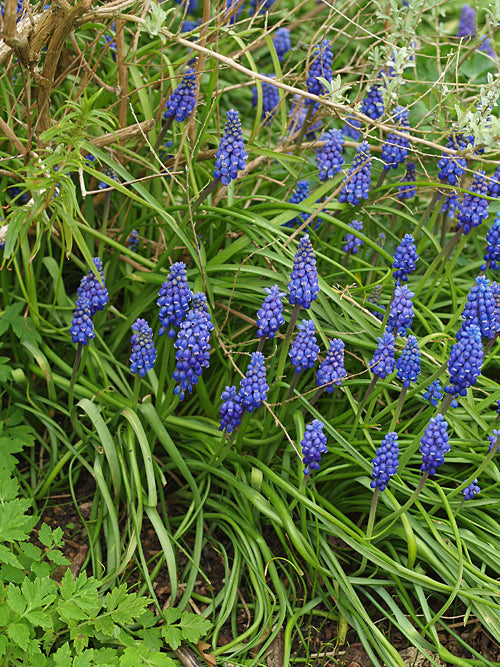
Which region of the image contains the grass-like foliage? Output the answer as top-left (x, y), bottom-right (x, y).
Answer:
top-left (1, 0), bottom-right (500, 663)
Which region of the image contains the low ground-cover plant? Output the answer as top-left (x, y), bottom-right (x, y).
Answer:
top-left (1, 0), bottom-right (500, 664)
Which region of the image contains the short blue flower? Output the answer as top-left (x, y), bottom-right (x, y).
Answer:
top-left (397, 161), bottom-right (416, 200)
top-left (301, 419), bottom-right (328, 475)
top-left (289, 319), bottom-right (320, 373)
top-left (462, 479), bottom-right (480, 500)
top-left (251, 76), bottom-right (280, 125)
top-left (342, 220), bottom-right (364, 255)
top-left (360, 84), bottom-right (384, 120)
top-left (387, 285), bottom-right (415, 336)
top-left (371, 432), bottom-right (399, 491)
top-left (457, 4), bottom-right (475, 38)
top-left (341, 116), bottom-right (361, 142)
top-left (256, 284), bottom-right (286, 339)
top-left (316, 338), bottom-right (346, 393)
top-left (127, 229), bottom-right (140, 252)
top-left (396, 335), bottom-right (421, 387)
top-left (238, 351), bottom-right (269, 412)
top-left (306, 39), bottom-right (333, 100)
top-left (214, 109), bottom-right (248, 186)
top-left (457, 275), bottom-right (496, 341)
top-left (130, 318), bottom-right (157, 377)
top-left (437, 134), bottom-right (468, 186)
top-left (381, 106), bottom-right (410, 171)
top-left (77, 257), bottom-right (108, 317)
top-left (369, 332), bottom-right (396, 379)
top-left (283, 180), bottom-right (310, 228)
top-left (392, 234), bottom-right (418, 286)
top-left (288, 234), bottom-right (320, 309)
top-left (444, 324), bottom-right (483, 398)
top-left (157, 261), bottom-right (193, 338)
top-left (164, 68), bottom-right (197, 123)
top-left (69, 297), bottom-right (95, 346)
top-left (456, 170), bottom-right (490, 235)
top-left (316, 129), bottom-right (345, 181)
top-left (338, 141), bottom-right (372, 206)
top-left (423, 379), bottom-right (443, 406)
top-left (420, 414), bottom-right (450, 476)
top-left (273, 27), bottom-right (291, 61)
top-left (219, 386), bottom-right (244, 433)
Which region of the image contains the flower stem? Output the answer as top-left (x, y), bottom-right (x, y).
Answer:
top-left (352, 488), bottom-right (380, 576)
top-left (438, 393), bottom-right (453, 416)
top-left (155, 334), bottom-right (171, 414)
top-left (373, 472), bottom-right (429, 537)
top-left (154, 115), bottom-right (174, 151)
top-left (68, 343), bottom-right (83, 411)
top-left (188, 177), bottom-right (220, 218)
top-left (286, 372), bottom-right (299, 401)
top-left (132, 374), bottom-right (141, 410)
top-left (390, 386), bottom-right (407, 431)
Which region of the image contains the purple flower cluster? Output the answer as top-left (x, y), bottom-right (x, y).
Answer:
top-left (392, 234), bottom-right (418, 286)
top-left (219, 386), bottom-right (244, 433)
top-left (214, 109), bottom-right (248, 186)
top-left (164, 68), bottom-right (197, 123)
top-left (251, 76), bottom-right (280, 125)
top-left (437, 134), bottom-right (468, 186)
top-left (342, 220), bottom-right (364, 255)
top-left (284, 180), bottom-right (310, 228)
top-left (387, 285), bottom-right (415, 336)
top-left (316, 129), bottom-right (345, 181)
top-left (462, 479), bottom-right (480, 500)
top-left (420, 414), bottom-right (450, 476)
top-left (370, 332), bottom-right (396, 379)
top-left (301, 419), bottom-right (328, 475)
top-left (129, 318), bottom-right (157, 377)
top-left (456, 171), bottom-right (490, 235)
top-left (397, 162), bottom-right (416, 200)
top-left (381, 106), bottom-right (410, 171)
top-left (396, 335), bottom-right (421, 387)
top-left (77, 257), bottom-right (109, 316)
top-left (288, 234), bottom-right (320, 309)
top-left (341, 116), bottom-right (362, 142)
top-left (157, 262), bottom-right (192, 338)
top-left (316, 338), bottom-right (346, 394)
top-left (127, 229), bottom-right (140, 252)
top-left (238, 351), bottom-right (269, 412)
top-left (487, 165), bottom-right (500, 198)
top-left (306, 40), bottom-right (333, 99)
top-left (289, 319), bottom-right (320, 373)
top-left (273, 27), bottom-right (291, 61)
top-left (338, 141), bottom-right (372, 206)
top-left (371, 432), bottom-right (399, 491)
top-left (457, 4), bottom-right (476, 39)
top-left (445, 325), bottom-right (483, 398)
top-left (423, 379), bottom-right (443, 406)
top-left (360, 85), bottom-right (384, 120)
top-left (249, 0), bottom-right (274, 15)
top-left (69, 297), bottom-right (95, 346)
top-left (488, 428), bottom-right (500, 453)
top-left (256, 285), bottom-right (286, 339)
top-left (457, 275), bottom-right (497, 341)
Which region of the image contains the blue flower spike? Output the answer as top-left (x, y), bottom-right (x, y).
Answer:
top-left (289, 319), bottom-right (320, 373)
top-left (360, 84), bottom-right (384, 121)
top-left (392, 234), bottom-right (418, 286)
top-left (423, 379), bottom-right (443, 406)
top-left (69, 297), bottom-right (95, 346)
top-left (301, 419), bottom-right (328, 475)
top-left (457, 4), bottom-right (476, 39)
top-left (251, 76), bottom-right (280, 125)
top-left (316, 129), bottom-right (345, 181)
top-left (157, 262), bottom-right (193, 338)
top-left (164, 68), bottom-right (197, 123)
top-left (381, 106), bottom-right (410, 171)
top-left (273, 27), bottom-right (291, 61)
top-left (283, 180), bottom-right (310, 228)
top-left (288, 234), bottom-right (320, 310)
top-left (214, 109), bottom-right (248, 186)
top-left (438, 133), bottom-right (468, 187)
top-left (444, 324), bottom-right (483, 399)
top-left (397, 161), bottom-right (417, 200)
top-left (387, 285), bottom-right (415, 336)
top-left (341, 116), bottom-right (361, 142)
top-left (396, 335), bottom-right (421, 387)
top-left (456, 170), bottom-right (490, 235)
top-left (238, 351), bottom-right (269, 412)
top-left (457, 275), bottom-right (497, 341)
top-left (342, 220), bottom-right (364, 255)
top-left (306, 39), bottom-right (333, 100)
top-left (219, 386), bottom-right (244, 434)
top-left (371, 432), bottom-right (399, 491)
top-left (224, 0), bottom-right (244, 24)
top-left (256, 284), bottom-right (286, 340)
top-left (420, 414), bottom-right (450, 476)
top-left (129, 318), bottom-right (157, 377)
top-left (462, 479), bottom-right (480, 500)
top-left (127, 229), bottom-right (140, 252)
top-left (370, 332), bottom-right (396, 379)
top-left (481, 216), bottom-right (500, 269)
top-left (316, 338), bottom-right (347, 394)
top-left (338, 141), bottom-right (372, 206)
top-left (77, 257), bottom-right (109, 317)
top-left (488, 428), bottom-right (500, 453)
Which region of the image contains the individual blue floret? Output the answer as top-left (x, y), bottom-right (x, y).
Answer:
top-left (69, 297), bottom-right (95, 346)
top-left (316, 129), bottom-right (345, 181)
top-left (301, 419), bottom-right (328, 475)
top-left (456, 170), bottom-right (490, 235)
top-left (283, 180), bottom-right (310, 228)
top-left (457, 275), bottom-right (497, 340)
top-left (238, 351), bottom-right (269, 412)
top-left (288, 234), bottom-right (320, 309)
top-left (127, 229), bottom-right (140, 252)
top-left (157, 262), bottom-right (193, 338)
top-left (381, 106), bottom-right (410, 171)
top-left (397, 161), bottom-right (417, 200)
top-left (420, 414), bottom-right (450, 476)
top-left (129, 318), bottom-right (157, 377)
top-left (214, 109), bottom-right (248, 186)
top-left (444, 324), bottom-right (483, 399)
top-left (173, 293), bottom-right (213, 400)
top-left (437, 134), bottom-right (468, 186)
top-left (482, 217), bottom-right (500, 269)
top-left (462, 479), bottom-right (481, 500)
top-left (369, 332), bottom-right (396, 379)
top-left (256, 284), bottom-right (286, 339)
top-left (289, 319), bottom-right (320, 373)
top-left (392, 234), bottom-right (418, 286)
top-left (224, 0), bottom-right (244, 24)
top-left (360, 84), bottom-right (384, 120)
top-left (488, 428), bottom-right (500, 453)
top-left (251, 76), bottom-right (280, 125)
top-left (77, 257), bottom-right (108, 317)
top-left (306, 39), bottom-right (333, 100)
top-left (342, 220), bottom-right (364, 255)
top-left (273, 27), bottom-right (291, 61)
top-left (338, 141), bottom-right (372, 206)
top-left (164, 68), bottom-right (197, 123)
top-left (341, 116), bottom-right (362, 142)
top-left (387, 285), bottom-right (415, 335)
top-left (219, 386), bottom-right (244, 434)
top-left (316, 338), bottom-right (347, 394)
top-left (371, 432), bottom-right (399, 491)
top-left (423, 379), bottom-right (443, 406)
top-left (457, 4), bottom-right (476, 39)
top-left (396, 335), bottom-right (421, 387)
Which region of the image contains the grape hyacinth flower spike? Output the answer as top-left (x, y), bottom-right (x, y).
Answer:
top-left (338, 141), bottom-right (372, 207)
top-left (371, 432), bottom-right (399, 492)
top-left (288, 234), bottom-right (320, 334)
top-left (287, 319), bottom-right (320, 400)
top-left (251, 76), bottom-right (280, 125)
top-left (487, 164), bottom-right (500, 198)
top-left (301, 420), bottom-right (328, 476)
top-left (342, 220), bottom-right (364, 257)
top-left (306, 39), bottom-right (333, 100)
top-left (214, 109), bottom-right (248, 186)
top-left (316, 129), bottom-right (345, 181)
top-left (370, 332), bottom-right (396, 380)
top-left (341, 116), bottom-right (361, 142)
top-left (69, 296), bottom-right (95, 347)
top-left (157, 261), bottom-right (193, 338)
top-left (456, 275), bottom-right (496, 341)
top-left (219, 386), bottom-right (244, 434)
top-left (378, 106), bottom-right (410, 188)
top-left (456, 170), bottom-right (490, 236)
top-left (423, 379), bottom-right (444, 406)
top-left (397, 162), bottom-right (417, 201)
top-left (77, 257), bottom-right (109, 317)
top-left (444, 324), bottom-right (483, 409)
top-left (155, 67), bottom-right (197, 150)
top-left (420, 414), bottom-right (450, 477)
top-left (273, 27), bottom-right (291, 61)
top-left (256, 284), bottom-right (286, 350)
top-left (312, 338), bottom-right (347, 405)
top-left (360, 84), bottom-right (384, 121)
top-left (462, 479), bottom-right (480, 501)
top-left (127, 229), bottom-right (140, 252)
top-left (130, 318), bottom-right (157, 378)
top-left (387, 285), bottom-right (415, 335)
top-left (481, 216), bottom-right (500, 269)
top-left (437, 133), bottom-right (468, 187)
top-left (283, 180), bottom-right (310, 228)
top-left (457, 4), bottom-right (476, 39)
top-left (238, 351), bottom-right (269, 413)
top-left (396, 335), bottom-right (421, 388)
top-left (224, 0), bottom-right (243, 24)
top-left (249, 0), bottom-right (274, 15)
top-left (392, 234), bottom-right (418, 286)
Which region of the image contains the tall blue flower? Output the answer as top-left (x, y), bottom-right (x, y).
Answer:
top-left (482, 216), bottom-right (500, 269)
top-left (157, 262), bottom-right (192, 338)
top-left (397, 161), bottom-right (416, 200)
top-left (214, 109), bottom-right (248, 186)
top-left (77, 257), bottom-right (108, 316)
top-left (360, 84), bottom-right (384, 120)
top-left (342, 220), bottom-right (364, 255)
top-left (462, 479), bottom-right (480, 500)
top-left (316, 129), bottom-right (345, 181)
top-left (301, 419), bottom-right (328, 475)
top-left (371, 432), bottom-right (399, 491)
top-left (457, 275), bottom-right (496, 340)
top-left (173, 293), bottom-right (213, 400)
top-left (224, 0), bottom-right (243, 24)
top-left (456, 170), bottom-right (490, 235)
top-left (256, 284), bottom-right (286, 339)
top-left (288, 234), bottom-right (320, 309)
top-left (444, 325), bottom-right (483, 398)
top-left (69, 297), bottom-right (95, 346)
top-left (387, 285), bottom-right (415, 335)
top-left (316, 338), bottom-right (346, 393)
top-left (238, 351), bottom-right (269, 412)
top-left (381, 106), bottom-right (410, 171)
top-left (341, 116), bottom-right (362, 142)
top-left (251, 76), bottom-right (280, 125)
top-left (457, 4), bottom-right (475, 39)
top-left (396, 335), bottom-right (421, 387)
top-left (306, 39), bottom-right (333, 100)
top-left (369, 332), bottom-right (396, 379)
top-left (420, 414), bottom-right (450, 476)
top-left (129, 318), bottom-right (157, 377)
top-left (338, 141), bottom-right (372, 206)
top-left (164, 68), bottom-right (197, 123)
top-left (423, 379), bottom-right (443, 406)
top-left (437, 133), bottom-right (468, 186)
top-left (273, 27), bottom-right (291, 61)
top-left (219, 386), bottom-right (244, 433)
top-left (284, 180), bottom-right (310, 228)
top-left (392, 234), bottom-right (418, 286)
top-left (289, 319), bottom-right (320, 373)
